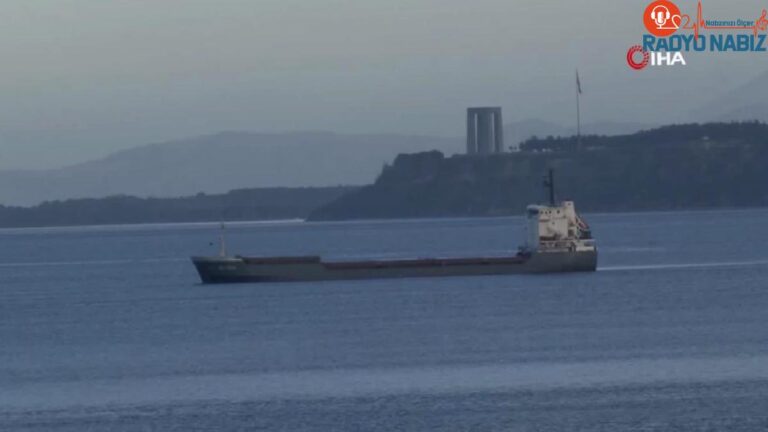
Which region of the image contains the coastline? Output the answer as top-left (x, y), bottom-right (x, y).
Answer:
top-left (2, 205), bottom-right (768, 231)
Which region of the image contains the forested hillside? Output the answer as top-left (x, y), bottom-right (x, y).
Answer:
top-left (309, 122), bottom-right (768, 220)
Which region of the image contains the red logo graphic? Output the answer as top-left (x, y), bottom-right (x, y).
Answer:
top-left (626, 45), bottom-right (650, 70)
top-left (644, 0), bottom-right (681, 37)
top-left (682, 1), bottom-right (768, 38)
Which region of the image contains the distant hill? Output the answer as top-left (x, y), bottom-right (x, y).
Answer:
top-left (0, 186), bottom-right (355, 228)
top-left (690, 71), bottom-right (768, 123)
top-left (309, 122), bottom-right (768, 220)
top-left (0, 132), bottom-right (461, 206)
top-left (0, 121), bottom-right (652, 207)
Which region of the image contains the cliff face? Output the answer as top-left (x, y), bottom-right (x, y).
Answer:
top-left (308, 123), bottom-right (768, 221)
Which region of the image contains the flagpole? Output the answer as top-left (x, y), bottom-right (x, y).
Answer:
top-left (576, 69), bottom-right (581, 151)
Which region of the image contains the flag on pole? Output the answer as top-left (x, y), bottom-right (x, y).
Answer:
top-left (576, 70), bottom-right (582, 94)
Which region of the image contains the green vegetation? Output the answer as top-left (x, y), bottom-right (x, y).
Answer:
top-left (0, 187), bottom-right (355, 228)
top-left (309, 122), bottom-right (768, 220)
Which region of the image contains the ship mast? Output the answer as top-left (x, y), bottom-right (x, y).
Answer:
top-left (219, 222), bottom-right (227, 257)
top-left (544, 169), bottom-right (556, 206)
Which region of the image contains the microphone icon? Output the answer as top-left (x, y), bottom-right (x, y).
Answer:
top-left (651, 5), bottom-right (671, 27)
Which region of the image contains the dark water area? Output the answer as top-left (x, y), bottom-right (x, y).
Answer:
top-left (1, 209), bottom-right (768, 430)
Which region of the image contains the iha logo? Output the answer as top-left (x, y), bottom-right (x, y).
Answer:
top-left (626, 45), bottom-right (685, 70)
top-left (644, 0), bottom-right (681, 37)
top-left (626, 45), bottom-right (649, 70)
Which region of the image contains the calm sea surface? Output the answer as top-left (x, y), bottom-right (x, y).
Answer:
top-left (1, 210), bottom-right (767, 431)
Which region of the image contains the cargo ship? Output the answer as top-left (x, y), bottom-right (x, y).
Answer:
top-left (191, 171), bottom-right (597, 284)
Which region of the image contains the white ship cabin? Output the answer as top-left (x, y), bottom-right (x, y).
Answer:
top-left (524, 201), bottom-right (596, 253)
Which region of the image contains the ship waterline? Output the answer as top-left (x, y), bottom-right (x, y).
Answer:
top-left (191, 249), bottom-right (598, 284)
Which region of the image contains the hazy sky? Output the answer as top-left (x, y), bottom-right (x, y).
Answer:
top-left (0, 0), bottom-right (766, 169)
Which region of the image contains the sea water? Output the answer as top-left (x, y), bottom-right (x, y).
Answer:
top-left (1, 210), bottom-right (767, 431)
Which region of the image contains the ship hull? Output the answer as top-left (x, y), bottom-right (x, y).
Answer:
top-left (191, 250), bottom-right (597, 284)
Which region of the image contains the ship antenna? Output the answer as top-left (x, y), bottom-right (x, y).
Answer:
top-left (219, 222), bottom-right (227, 257)
top-left (544, 169), bottom-right (556, 206)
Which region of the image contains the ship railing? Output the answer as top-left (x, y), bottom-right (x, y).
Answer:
top-left (538, 240), bottom-right (575, 250)
top-left (538, 239), bottom-right (595, 251)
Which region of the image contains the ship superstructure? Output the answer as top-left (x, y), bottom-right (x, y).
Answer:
top-left (524, 200), bottom-right (596, 255)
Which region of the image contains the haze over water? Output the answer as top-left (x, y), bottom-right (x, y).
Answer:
top-left (2, 0), bottom-right (768, 170)
top-left (1, 209), bottom-right (767, 430)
